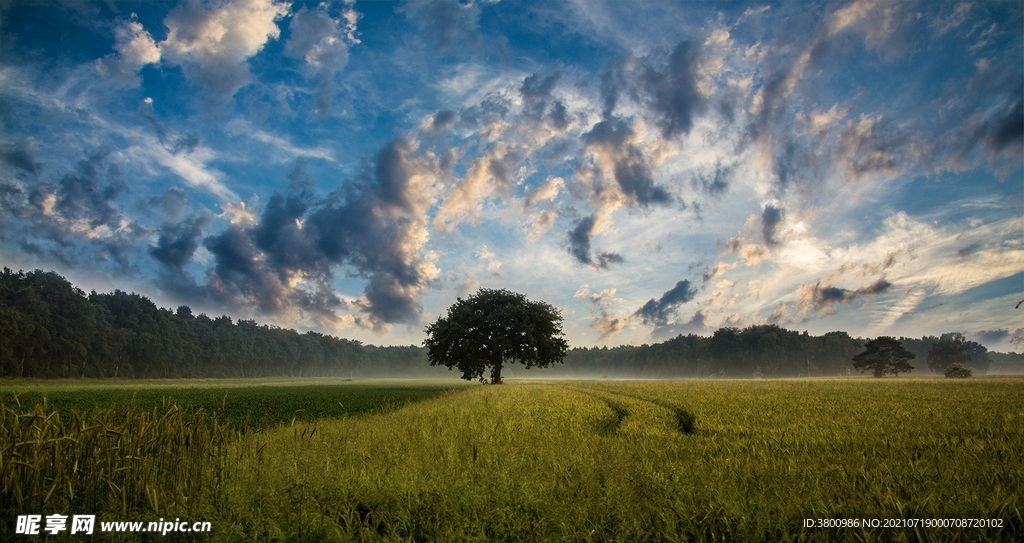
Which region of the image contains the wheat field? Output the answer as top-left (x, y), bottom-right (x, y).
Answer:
top-left (2, 378), bottom-right (1022, 541)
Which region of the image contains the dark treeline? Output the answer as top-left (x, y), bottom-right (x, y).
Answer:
top-left (551, 329), bottom-right (1023, 378)
top-left (0, 269), bottom-right (439, 378)
top-left (550, 328), bottom-right (866, 378)
top-left (2, 269), bottom-right (1022, 378)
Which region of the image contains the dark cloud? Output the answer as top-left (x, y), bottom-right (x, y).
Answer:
top-left (22, 152), bottom-right (128, 236)
top-left (0, 182), bottom-right (30, 220)
top-left (859, 279), bottom-right (892, 295)
top-left (955, 91), bottom-right (1024, 161)
top-left (457, 92), bottom-right (511, 129)
top-left (596, 252), bottom-right (623, 268)
top-left (638, 40), bottom-right (705, 139)
top-left (520, 71), bottom-right (562, 121)
top-left (429, 109), bottom-right (457, 131)
top-left (204, 224), bottom-right (290, 313)
top-left (547, 99), bottom-right (570, 130)
top-left (635, 280), bottom-right (697, 325)
top-left (151, 214), bottom-right (209, 269)
top-left (566, 215), bottom-right (623, 269)
top-left (582, 118), bottom-right (672, 206)
top-left (520, 72), bottom-right (561, 102)
top-left (613, 146), bottom-right (670, 205)
top-left (1, 140), bottom-right (41, 175)
top-left (972, 329), bottom-right (1010, 346)
top-left (599, 58), bottom-right (630, 118)
top-left (567, 215), bottom-right (596, 266)
top-left (0, 151), bottom-right (146, 273)
top-left (693, 163), bottom-right (732, 197)
top-left (761, 205), bottom-right (784, 246)
top-left (373, 137), bottom-right (418, 211)
top-left (748, 71), bottom-right (788, 143)
top-left (149, 187), bottom-right (190, 221)
top-left (800, 278), bottom-right (892, 311)
top-left (988, 98), bottom-right (1023, 154)
top-left (204, 138), bottom-right (432, 326)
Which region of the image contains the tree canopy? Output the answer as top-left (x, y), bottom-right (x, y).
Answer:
top-left (852, 336), bottom-right (916, 377)
top-left (423, 288), bottom-right (568, 383)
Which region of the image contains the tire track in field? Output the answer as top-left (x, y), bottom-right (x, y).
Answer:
top-left (560, 385), bottom-right (696, 436)
top-left (562, 386), bottom-right (630, 434)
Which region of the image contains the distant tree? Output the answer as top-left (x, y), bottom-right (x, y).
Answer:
top-left (424, 288), bottom-right (568, 383)
top-left (852, 337), bottom-right (916, 377)
top-left (944, 362), bottom-right (972, 378)
top-left (927, 332), bottom-right (990, 374)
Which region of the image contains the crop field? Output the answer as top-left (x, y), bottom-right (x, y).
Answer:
top-left (0, 379), bottom-right (463, 430)
top-left (2, 378), bottom-right (1022, 541)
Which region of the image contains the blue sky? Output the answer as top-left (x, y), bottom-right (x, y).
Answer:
top-left (1, 0), bottom-right (1021, 350)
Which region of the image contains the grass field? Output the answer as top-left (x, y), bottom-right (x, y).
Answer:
top-left (0, 378), bottom-right (464, 430)
top-left (2, 378), bottom-right (1022, 541)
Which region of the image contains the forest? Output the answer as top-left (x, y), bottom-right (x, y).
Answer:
top-left (1, 268), bottom-right (1021, 379)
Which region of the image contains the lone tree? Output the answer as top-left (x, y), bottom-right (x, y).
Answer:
top-left (424, 288), bottom-right (568, 384)
top-left (852, 336), bottom-right (916, 377)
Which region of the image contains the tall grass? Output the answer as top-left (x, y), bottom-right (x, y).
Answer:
top-left (0, 398), bottom-right (231, 519)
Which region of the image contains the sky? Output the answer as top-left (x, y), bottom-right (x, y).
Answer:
top-left (0, 0), bottom-right (1022, 350)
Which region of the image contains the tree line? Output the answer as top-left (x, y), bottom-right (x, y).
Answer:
top-left (0, 269), bottom-right (439, 378)
top-left (1, 269), bottom-right (1020, 379)
top-left (553, 329), bottom-right (1021, 378)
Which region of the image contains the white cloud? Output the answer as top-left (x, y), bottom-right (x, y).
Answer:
top-left (97, 18), bottom-right (161, 87)
top-left (160, 0), bottom-right (290, 103)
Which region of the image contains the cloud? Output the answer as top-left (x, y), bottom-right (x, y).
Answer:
top-left (402, 0), bottom-right (486, 51)
top-left (725, 237), bottom-right (771, 266)
top-left (692, 162), bottom-right (731, 197)
top-left (972, 329), bottom-right (1010, 346)
top-left (566, 214), bottom-right (622, 269)
top-left (592, 312), bottom-right (628, 340)
top-left (160, 0), bottom-right (290, 104)
top-left (568, 215), bottom-right (597, 265)
top-left (129, 138), bottom-right (237, 201)
top-left (427, 109), bottom-right (458, 131)
top-left (151, 213), bottom-right (211, 268)
top-left (635, 279), bottom-right (697, 325)
top-left (638, 40), bottom-right (705, 139)
top-left (0, 151), bottom-right (146, 271)
top-left (285, 4), bottom-right (356, 112)
top-left (797, 277), bottom-right (892, 313)
top-left (581, 118), bottom-right (672, 207)
top-left (433, 142), bottom-right (519, 231)
top-left (1, 140), bottom-right (41, 176)
top-left (761, 204), bottom-right (784, 246)
top-left (524, 176), bottom-right (563, 208)
top-left (43, 152), bottom-right (128, 235)
top-left (151, 136), bottom-right (441, 329)
top-left (520, 71), bottom-right (561, 118)
top-left (97, 18), bottom-right (162, 87)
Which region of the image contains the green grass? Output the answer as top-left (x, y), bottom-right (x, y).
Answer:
top-left (2, 378), bottom-right (1021, 541)
top-left (0, 378), bottom-right (464, 430)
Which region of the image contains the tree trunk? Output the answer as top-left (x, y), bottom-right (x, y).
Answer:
top-left (491, 360), bottom-right (503, 384)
